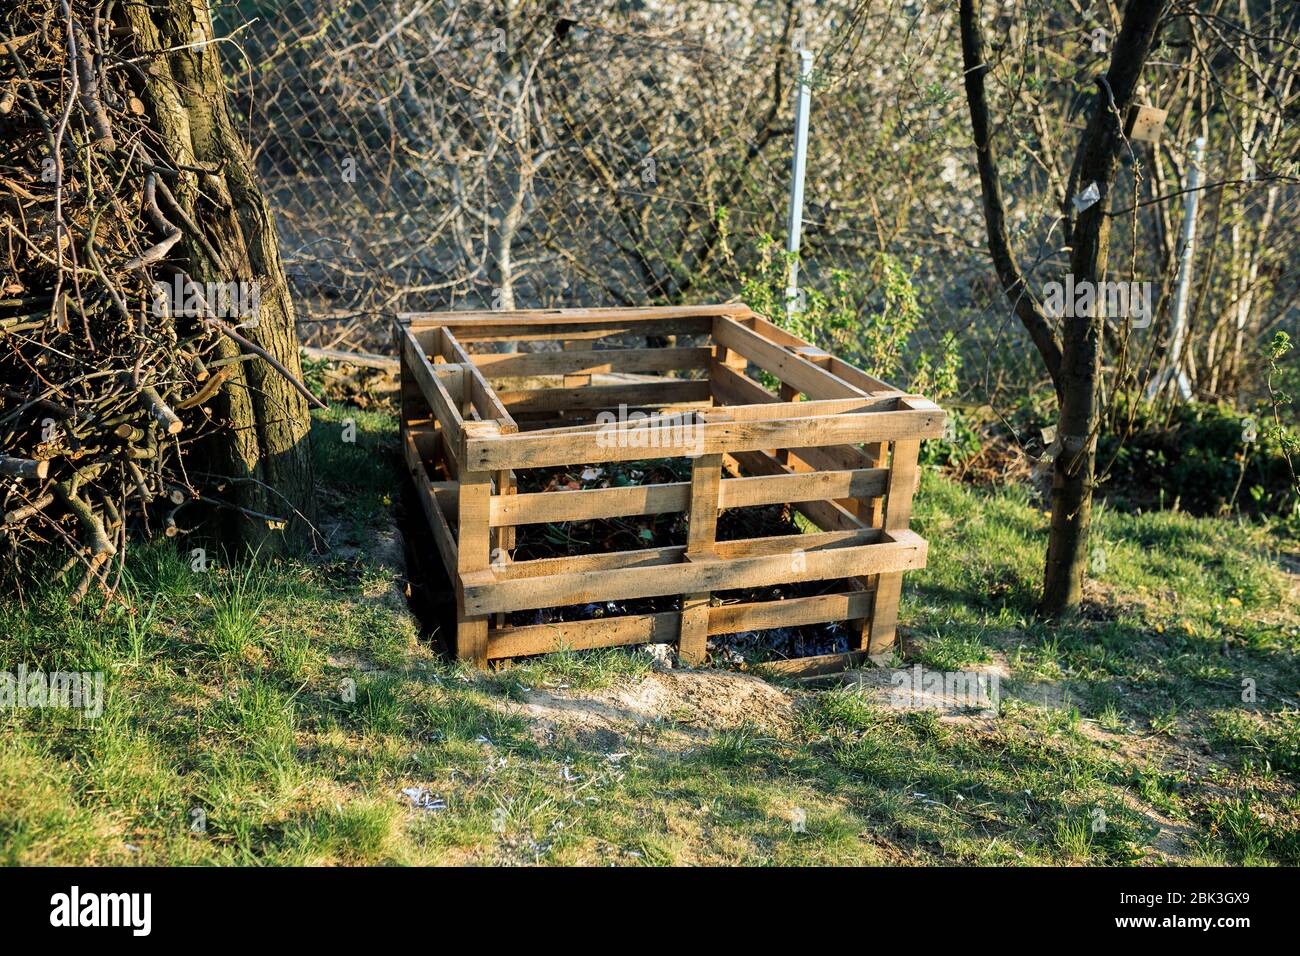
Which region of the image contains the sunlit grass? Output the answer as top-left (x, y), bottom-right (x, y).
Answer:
top-left (2, 415), bottom-right (1297, 865)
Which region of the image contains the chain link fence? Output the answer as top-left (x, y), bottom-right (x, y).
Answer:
top-left (214, 0), bottom-right (991, 385)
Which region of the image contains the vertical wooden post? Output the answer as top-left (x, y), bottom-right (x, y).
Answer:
top-left (492, 468), bottom-right (515, 631)
top-left (849, 439), bottom-right (887, 652)
top-left (776, 384), bottom-right (800, 465)
top-left (456, 468), bottom-right (492, 667)
top-left (562, 339), bottom-right (590, 391)
top-left (397, 326), bottom-right (428, 430)
top-left (679, 451), bottom-right (721, 665)
top-left (714, 342), bottom-right (749, 373)
top-left (456, 421), bottom-right (499, 669)
top-left (866, 439), bottom-right (920, 657)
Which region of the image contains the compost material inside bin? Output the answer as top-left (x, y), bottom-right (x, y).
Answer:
top-left (506, 457), bottom-right (859, 663)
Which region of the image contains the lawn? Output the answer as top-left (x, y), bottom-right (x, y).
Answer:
top-left (1, 406), bottom-right (1297, 865)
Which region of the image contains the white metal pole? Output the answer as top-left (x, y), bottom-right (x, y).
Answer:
top-left (785, 49), bottom-right (813, 320)
top-left (1149, 135), bottom-right (1204, 401)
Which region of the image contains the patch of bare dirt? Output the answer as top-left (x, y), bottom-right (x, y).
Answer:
top-left (817, 656), bottom-right (1012, 724)
top-left (1113, 790), bottom-right (1199, 863)
top-left (506, 668), bottom-right (797, 749)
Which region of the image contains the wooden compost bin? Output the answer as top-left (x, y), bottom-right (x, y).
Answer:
top-left (395, 305), bottom-right (945, 674)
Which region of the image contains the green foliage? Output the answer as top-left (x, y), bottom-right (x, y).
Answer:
top-left (1099, 396), bottom-right (1300, 521)
top-left (739, 235), bottom-right (961, 398)
top-left (5, 415), bottom-right (1300, 866)
top-left (918, 406), bottom-right (984, 467)
top-left (1260, 331), bottom-right (1300, 500)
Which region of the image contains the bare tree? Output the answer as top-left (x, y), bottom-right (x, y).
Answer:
top-left (122, 2), bottom-right (315, 548)
top-left (961, 0), bottom-right (1167, 615)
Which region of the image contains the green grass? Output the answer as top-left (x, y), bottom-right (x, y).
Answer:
top-left (1, 410), bottom-right (1297, 865)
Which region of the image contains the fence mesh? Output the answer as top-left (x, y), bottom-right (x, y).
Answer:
top-left (213, 0), bottom-right (989, 384)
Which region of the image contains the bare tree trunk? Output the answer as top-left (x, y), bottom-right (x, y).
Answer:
top-left (1042, 0), bottom-right (1166, 614)
top-left (120, 1), bottom-right (314, 550)
top-left (961, 0), bottom-right (1166, 616)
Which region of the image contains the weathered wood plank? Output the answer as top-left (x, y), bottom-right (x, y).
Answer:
top-left (739, 313), bottom-right (897, 393)
top-left (679, 453), bottom-right (722, 665)
top-left (440, 328), bottom-right (518, 429)
top-left (708, 589), bottom-right (874, 635)
top-left (402, 428), bottom-right (457, 575)
top-left (402, 328), bottom-right (465, 443)
top-left (455, 468), bottom-right (493, 667)
top-left (403, 307), bottom-right (732, 345)
top-left (867, 439), bottom-right (921, 656)
top-left (487, 466), bottom-right (889, 526)
top-left (475, 346), bottom-right (712, 377)
top-left (713, 317), bottom-right (868, 399)
top-left (487, 611), bottom-right (681, 659)
top-left (460, 530), bottom-right (928, 615)
top-left (402, 304), bottom-right (750, 327)
top-left (729, 449), bottom-right (867, 534)
top-left (463, 407), bottom-right (945, 470)
top-left (495, 379), bottom-right (711, 413)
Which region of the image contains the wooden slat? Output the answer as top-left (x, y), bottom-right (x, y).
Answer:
top-left (740, 313), bottom-right (897, 393)
top-left (562, 338), bottom-right (591, 391)
top-left (487, 611), bottom-right (681, 659)
top-left (463, 407), bottom-right (944, 470)
top-left (428, 480), bottom-right (458, 517)
top-left (434, 425), bottom-right (461, 480)
top-left (729, 450), bottom-right (867, 534)
top-left (402, 428), bottom-right (457, 575)
top-left (401, 304), bottom-right (751, 328)
top-left (440, 329), bottom-right (518, 429)
top-left (471, 528), bottom-right (863, 584)
top-left (403, 307), bottom-right (732, 345)
top-left (486, 587), bottom-right (876, 659)
top-left (710, 359), bottom-right (778, 405)
top-left (402, 328), bottom-right (464, 442)
top-left (493, 481), bottom-right (688, 526)
top-left (513, 389), bottom-right (896, 437)
top-left (757, 651), bottom-right (871, 678)
top-left (438, 319), bottom-right (708, 344)
top-left (459, 530), bottom-right (928, 615)
top-left (495, 379), bottom-right (711, 413)
top-left (510, 403), bottom-right (713, 431)
top-left (475, 346), bottom-right (712, 377)
top-left (713, 317), bottom-right (868, 399)
top-left (708, 589), bottom-right (874, 635)
top-left (487, 466), bottom-right (889, 526)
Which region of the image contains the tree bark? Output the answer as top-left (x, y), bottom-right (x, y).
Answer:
top-left (120, 1), bottom-right (314, 550)
top-left (959, 0), bottom-right (1065, 397)
top-left (960, 0), bottom-right (1166, 616)
top-left (1042, 0), bottom-right (1166, 616)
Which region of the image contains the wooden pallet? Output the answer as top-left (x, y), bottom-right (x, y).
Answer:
top-left (395, 305), bottom-right (944, 674)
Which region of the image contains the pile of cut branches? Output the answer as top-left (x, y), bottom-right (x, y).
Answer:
top-left (0, 2), bottom-right (315, 601)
